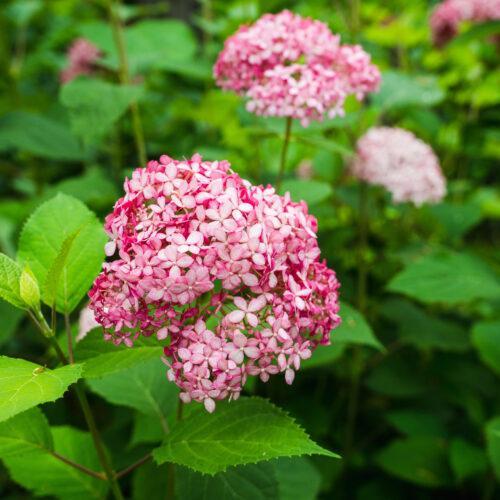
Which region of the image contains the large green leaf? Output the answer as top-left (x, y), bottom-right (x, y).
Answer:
top-left (2, 424), bottom-right (108, 500)
top-left (471, 321), bottom-right (500, 375)
top-left (273, 457), bottom-right (322, 500)
top-left (0, 356), bottom-right (82, 422)
top-left (385, 410), bottom-right (446, 438)
top-left (485, 417), bottom-right (500, 480)
top-left (18, 194), bottom-right (107, 313)
top-left (153, 398), bottom-right (338, 475)
top-left (280, 179), bottom-right (333, 205)
top-left (60, 78), bottom-right (144, 145)
top-left (380, 299), bottom-right (469, 352)
top-left (87, 357), bottom-right (177, 432)
top-left (0, 408), bottom-right (52, 458)
top-left (375, 437), bottom-right (452, 487)
top-left (176, 462), bottom-right (279, 500)
top-left (449, 439), bottom-right (488, 481)
top-left (0, 112), bottom-right (85, 161)
top-left (373, 71), bottom-right (445, 111)
top-left (0, 253), bottom-right (24, 309)
top-left (387, 249), bottom-right (500, 305)
top-left (80, 19), bottom-right (197, 74)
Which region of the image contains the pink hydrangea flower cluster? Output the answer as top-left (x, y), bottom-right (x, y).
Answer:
top-left (89, 154), bottom-right (341, 412)
top-left (430, 0), bottom-right (500, 46)
top-left (60, 38), bottom-right (101, 83)
top-left (351, 127), bottom-right (447, 206)
top-left (214, 10), bottom-right (380, 126)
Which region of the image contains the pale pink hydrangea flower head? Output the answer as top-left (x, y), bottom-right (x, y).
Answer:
top-left (61, 38), bottom-right (101, 83)
top-left (89, 154), bottom-right (341, 412)
top-left (214, 10), bottom-right (380, 126)
top-left (351, 127), bottom-right (447, 206)
top-left (430, 0), bottom-right (500, 46)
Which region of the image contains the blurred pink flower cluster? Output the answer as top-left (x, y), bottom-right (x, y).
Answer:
top-left (61, 38), bottom-right (100, 83)
top-left (430, 0), bottom-right (500, 46)
top-left (214, 10), bottom-right (380, 126)
top-left (89, 154), bottom-right (341, 412)
top-left (351, 127), bottom-right (447, 206)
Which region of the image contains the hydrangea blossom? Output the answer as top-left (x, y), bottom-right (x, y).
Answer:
top-left (430, 0), bottom-right (500, 46)
top-left (89, 154), bottom-right (341, 412)
top-left (60, 38), bottom-right (100, 83)
top-left (214, 10), bottom-right (380, 126)
top-left (350, 127), bottom-right (447, 206)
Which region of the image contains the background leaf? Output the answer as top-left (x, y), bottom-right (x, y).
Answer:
top-left (0, 253), bottom-right (24, 309)
top-left (153, 397), bottom-right (337, 475)
top-left (485, 417), bottom-right (500, 480)
top-left (471, 321), bottom-right (500, 375)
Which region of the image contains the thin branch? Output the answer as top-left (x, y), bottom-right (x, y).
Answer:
top-left (51, 451), bottom-right (106, 481)
top-left (64, 311), bottom-right (74, 364)
top-left (115, 453), bottom-right (152, 480)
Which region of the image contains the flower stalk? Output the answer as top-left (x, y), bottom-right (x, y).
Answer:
top-left (276, 116), bottom-right (293, 191)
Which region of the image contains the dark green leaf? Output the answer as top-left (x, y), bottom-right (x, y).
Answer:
top-left (471, 321), bottom-right (500, 375)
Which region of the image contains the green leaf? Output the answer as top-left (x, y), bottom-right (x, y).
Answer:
top-left (2, 425), bottom-right (108, 500)
top-left (87, 357), bottom-right (177, 432)
top-left (0, 253), bottom-right (24, 309)
top-left (485, 417), bottom-right (500, 480)
top-left (301, 343), bottom-right (346, 370)
top-left (19, 266), bottom-right (40, 310)
top-left (60, 78), bottom-right (144, 145)
top-left (130, 412), bottom-right (165, 447)
top-left (80, 19), bottom-right (197, 74)
top-left (280, 179), bottom-right (333, 206)
top-left (449, 439), bottom-right (488, 481)
top-left (471, 321), bottom-right (500, 376)
top-left (176, 462), bottom-right (279, 500)
top-left (373, 71), bottom-right (445, 111)
top-left (332, 303), bottom-right (383, 350)
top-left (0, 356), bottom-right (82, 422)
top-left (380, 299), bottom-right (469, 352)
top-left (0, 408), bottom-right (53, 458)
top-left (273, 457), bottom-right (322, 500)
top-left (132, 461), bottom-right (169, 500)
top-left (387, 249), bottom-right (500, 305)
top-left (450, 20), bottom-right (500, 45)
top-left (385, 410), bottom-right (447, 437)
top-left (0, 111), bottom-right (85, 161)
top-left (18, 194), bottom-right (107, 313)
top-left (43, 229), bottom-right (82, 307)
top-left (375, 437), bottom-right (452, 487)
top-left (153, 397), bottom-right (338, 475)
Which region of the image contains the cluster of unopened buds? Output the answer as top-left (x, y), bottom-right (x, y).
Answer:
top-left (351, 127), bottom-right (447, 206)
top-left (214, 10), bottom-right (380, 126)
top-left (89, 154), bottom-right (341, 412)
top-left (60, 38), bottom-right (100, 83)
top-left (430, 0), bottom-right (500, 46)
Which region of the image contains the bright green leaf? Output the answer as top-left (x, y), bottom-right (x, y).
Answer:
top-left (0, 356), bottom-right (82, 422)
top-left (375, 437), bottom-right (452, 487)
top-left (153, 397), bottom-right (338, 475)
top-left (471, 321), bottom-right (500, 375)
top-left (60, 78), bottom-right (144, 145)
top-left (18, 194), bottom-right (107, 313)
top-left (0, 253), bottom-right (24, 309)
top-left (387, 249), bottom-right (500, 305)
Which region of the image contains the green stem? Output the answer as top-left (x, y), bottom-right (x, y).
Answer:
top-left (276, 117), bottom-right (292, 191)
top-left (73, 382), bottom-right (124, 500)
top-left (115, 453), bottom-right (152, 480)
top-left (51, 451), bottom-right (106, 481)
top-left (64, 312), bottom-right (74, 364)
top-left (108, 0), bottom-right (147, 166)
